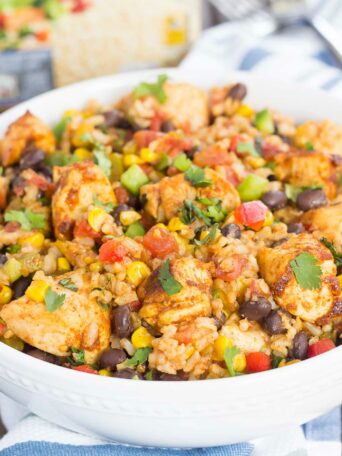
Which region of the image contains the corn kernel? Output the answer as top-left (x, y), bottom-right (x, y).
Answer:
top-left (131, 326), bottom-right (154, 349)
top-left (25, 280), bottom-right (49, 303)
top-left (233, 353), bottom-right (247, 372)
top-left (119, 210), bottom-right (141, 226)
top-left (88, 208), bottom-right (107, 232)
top-left (199, 230), bottom-right (209, 241)
top-left (57, 257), bottom-right (71, 272)
top-left (74, 148), bottom-right (91, 161)
top-left (72, 124), bottom-right (93, 147)
top-left (98, 369), bottom-right (112, 377)
top-left (186, 347), bottom-right (195, 358)
top-left (140, 147), bottom-right (158, 163)
top-left (338, 275), bottom-right (342, 288)
top-left (248, 156), bottom-right (266, 169)
top-left (0, 285), bottom-right (13, 305)
top-left (63, 109), bottom-right (80, 118)
top-left (123, 154), bottom-right (143, 167)
top-left (237, 104), bottom-right (254, 118)
top-left (168, 217), bottom-right (186, 232)
top-left (122, 141), bottom-right (137, 155)
top-left (89, 261), bottom-right (102, 272)
top-left (213, 335), bottom-right (233, 361)
top-left (263, 210), bottom-right (274, 227)
top-left (19, 232), bottom-right (45, 249)
top-left (279, 359), bottom-right (300, 368)
top-left (127, 261), bottom-right (151, 287)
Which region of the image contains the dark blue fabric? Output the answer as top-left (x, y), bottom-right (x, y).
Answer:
top-left (0, 442), bottom-right (254, 456)
top-left (238, 48), bottom-right (271, 71)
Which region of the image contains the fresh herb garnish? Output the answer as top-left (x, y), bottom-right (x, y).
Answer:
top-left (127, 347), bottom-right (152, 367)
top-left (236, 142), bottom-right (260, 157)
top-left (0, 166), bottom-right (3, 176)
top-left (194, 224), bottom-right (218, 246)
top-left (44, 287), bottom-right (66, 312)
top-left (185, 165), bottom-right (212, 188)
top-left (285, 184), bottom-right (322, 203)
top-left (93, 195), bottom-right (115, 213)
top-left (44, 151), bottom-right (79, 167)
top-left (289, 252), bottom-right (322, 290)
top-left (158, 258), bottom-right (183, 296)
top-left (157, 153), bottom-right (169, 171)
top-left (224, 346), bottom-right (240, 377)
top-left (320, 238), bottom-right (342, 268)
top-left (71, 348), bottom-right (86, 365)
top-left (134, 74), bottom-right (168, 103)
top-left (179, 200), bottom-right (211, 226)
top-left (4, 209), bottom-right (46, 231)
top-left (53, 116), bottom-right (71, 142)
top-left (94, 148), bottom-right (112, 178)
top-left (6, 244), bottom-right (21, 254)
top-left (271, 354), bottom-right (284, 369)
top-left (305, 141), bottom-right (314, 151)
top-left (173, 153), bottom-right (191, 172)
top-left (58, 278), bottom-right (78, 292)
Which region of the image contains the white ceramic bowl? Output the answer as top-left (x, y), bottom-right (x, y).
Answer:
top-left (0, 69), bottom-right (341, 448)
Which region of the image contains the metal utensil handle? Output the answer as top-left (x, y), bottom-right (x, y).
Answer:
top-left (309, 16), bottom-right (342, 67)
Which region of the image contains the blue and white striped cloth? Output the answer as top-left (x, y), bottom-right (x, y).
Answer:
top-left (1, 20), bottom-right (342, 456)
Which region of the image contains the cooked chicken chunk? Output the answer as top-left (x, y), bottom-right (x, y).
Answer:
top-left (273, 150), bottom-right (336, 199)
top-left (0, 270), bottom-right (110, 362)
top-left (0, 111), bottom-right (55, 166)
top-left (257, 233), bottom-right (338, 322)
top-left (295, 120), bottom-right (342, 158)
top-left (302, 202), bottom-right (342, 251)
top-left (141, 169), bottom-right (240, 222)
top-left (52, 161), bottom-right (116, 240)
top-left (139, 257), bottom-right (212, 329)
top-left (220, 320), bottom-right (270, 354)
top-left (117, 82), bottom-right (209, 132)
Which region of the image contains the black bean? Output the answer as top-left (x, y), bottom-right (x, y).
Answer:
top-left (112, 305), bottom-right (133, 338)
top-left (185, 146), bottom-right (200, 160)
top-left (263, 310), bottom-right (284, 335)
top-left (213, 312), bottom-right (227, 330)
top-left (99, 348), bottom-right (127, 371)
top-left (292, 331), bottom-right (308, 360)
top-left (261, 191), bottom-right (287, 211)
top-left (239, 297), bottom-right (272, 321)
top-left (228, 83), bottom-right (247, 101)
top-left (267, 174), bottom-right (277, 182)
top-left (103, 110), bottom-right (130, 129)
top-left (160, 121), bottom-right (175, 133)
top-left (336, 331), bottom-right (342, 347)
top-left (27, 348), bottom-right (56, 364)
top-left (270, 238), bottom-right (288, 248)
top-left (287, 222), bottom-right (305, 234)
top-left (12, 276), bottom-right (32, 299)
top-left (158, 373), bottom-right (184, 381)
top-left (35, 163), bottom-right (52, 180)
top-left (112, 368), bottom-right (143, 379)
top-left (296, 189), bottom-right (327, 212)
top-left (221, 223), bottom-right (241, 239)
top-left (111, 204), bottom-right (131, 225)
top-left (19, 146), bottom-right (45, 170)
top-left (0, 254), bottom-right (7, 265)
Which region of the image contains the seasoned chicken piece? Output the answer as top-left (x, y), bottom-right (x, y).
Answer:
top-left (141, 169), bottom-right (240, 222)
top-left (220, 320), bottom-right (270, 354)
top-left (55, 240), bottom-right (97, 267)
top-left (257, 233), bottom-right (338, 322)
top-left (139, 257), bottom-right (212, 329)
top-left (273, 150), bottom-right (336, 199)
top-left (0, 270), bottom-right (110, 362)
top-left (117, 81), bottom-right (209, 132)
top-left (302, 202), bottom-right (342, 251)
top-left (0, 176), bottom-right (9, 210)
top-left (52, 161), bottom-right (116, 240)
top-left (0, 111), bottom-right (55, 166)
top-left (295, 120), bottom-right (342, 158)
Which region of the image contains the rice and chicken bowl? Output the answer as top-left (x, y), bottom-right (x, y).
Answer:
top-left (0, 74), bottom-right (341, 381)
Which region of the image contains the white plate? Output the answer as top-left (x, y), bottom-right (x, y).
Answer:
top-left (0, 69), bottom-right (341, 448)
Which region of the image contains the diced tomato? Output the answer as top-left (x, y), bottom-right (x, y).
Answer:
top-left (127, 300), bottom-right (142, 312)
top-left (35, 29), bottom-right (49, 42)
top-left (307, 339), bottom-right (335, 358)
top-left (223, 166), bottom-right (240, 186)
top-left (99, 240), bottom-right (128, 263)
top-left (143, 225), bottom-right (178, 258)
top-left (73, 365), bottom-right (99, 374)
top-left (134, 131), bottom-right (160, 149)
top-left (246, 352), bottom-right (271, 373)
top-left (175, 323), bottom-right (195, 344)
top-left (28, 171), bottom-right (53, 192)
top-left (166, 166), bottom-right (179, 177)
top-left (72, 0), bottom-right (92, 13)
top-left (4, 221), bottom-right (20, 233)
top-left (234, 201), bottom-right (267, 231)
top-left (215, 255), bottom-right (247, 282)
top-left (114, 186), bottom-right (130, 204)
top-left (73, 220), bottom-right (100, 240)
top-left (154, 136), bottom-right (193, 158)
top-left (0, 322), bottom-right (7, 337)
top-left (150, 111), bottom-right (166, 132)
top-left (228, 135), bottom-right (243, 153)
top-left (261, 142), bottom-right (280, 160)
top-left (194, 145), bottom-right (231, 167)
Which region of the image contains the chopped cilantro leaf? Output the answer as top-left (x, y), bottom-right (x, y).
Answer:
top-left (271, 354), bottom-right (284, 369)
top-left (185, 165), bottom-right (212, 188)
top-left (194, 224), bottom-right (218, 246)
top-left (94, 149), bottom-right (112, 178)
top-left (71, 348), bottom-right (86, 365)
top-left (203, 205), bottom-right (226, 223)
top-left (53, 116), bottom-right (71, 142)
top-left (127, 347), bottom-right (152, 367)
top-left (305, 141), bottom-right (314, 151)
top-left (179, 200), bottom-right (211, 226)
top-left (320, 238), bottom-right (342, 268)
top-left (224, 346), bottom-right (240, 377)
top-left (157, 153), bottom-right (169, 171)
top-left (58, 278), bottom-right (78, 292)
top-left (44, 287), bottom-right (66, 312)
top-left (0, 166), bottom-right (3, 176)
top-left (158, 258), bottom-right (183, 296)
top-left (289, 252), bottom-right (322, 290)
top-left (93, 195), bottom-right (114, 213)
top-left (44, 151), bottom-right (79, 167)
top-left (285, 184), bottom-right (322, 203)
top-left (133, 74), bottom-right (168, 104)
top-left (4, 209), bottom-right (46, 231)
top-left (6, 244), bottom-right (21, 254)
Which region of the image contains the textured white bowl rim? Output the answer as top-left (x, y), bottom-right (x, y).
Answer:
top-left (0, 67), bottom-right (341, 393)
